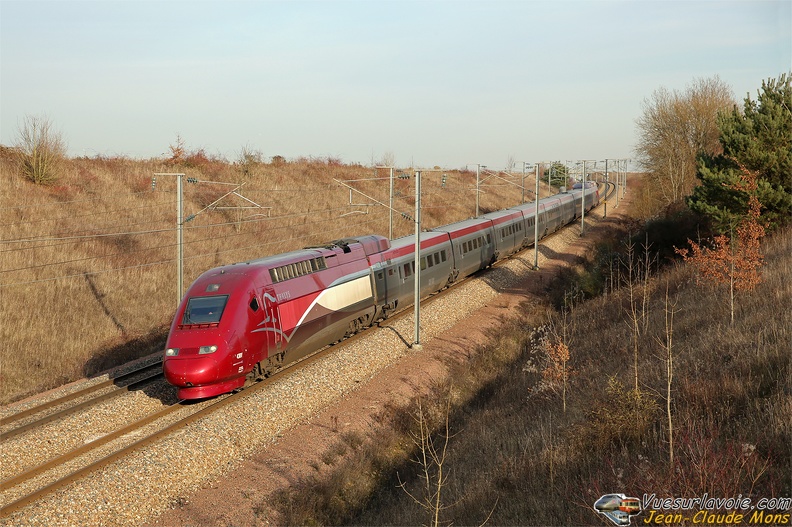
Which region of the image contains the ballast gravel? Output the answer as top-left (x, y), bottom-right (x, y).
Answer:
top-left (0, 211), bottom-right (602, 527)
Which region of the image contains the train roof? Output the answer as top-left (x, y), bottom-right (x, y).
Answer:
top-left (243, 248), bottom-right (324, 268)
top-left (387, 231), bottom-right (449, 252)
top-left (482, 209), bottom-right (524, 225)
top-left (431, 217), bottom-right (492, 239)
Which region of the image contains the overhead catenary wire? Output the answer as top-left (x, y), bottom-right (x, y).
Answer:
top-left (0, 176), bottom-right (502, 284)
top-left (0, 209), bottom-right (392, 275)
top-left (0, 200), bottom-right (174, 229)
top-left (1, 177), bottom-right (472, 243)
top-left (0, 189), bottom-right (158, 212)
top-left (0, 212), bottom-right (390, 288)
top-left (0, 179), bottom-right (505, 256)
top-left (0, 202), bottom-right (380, 246)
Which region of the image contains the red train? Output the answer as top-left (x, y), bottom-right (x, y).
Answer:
top-left (163, 185), bottom-right (599, 399)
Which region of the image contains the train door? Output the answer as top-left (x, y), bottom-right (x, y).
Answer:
top-left (262, 286), bottom-right (284, 355)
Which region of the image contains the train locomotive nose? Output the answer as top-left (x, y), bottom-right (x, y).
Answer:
top-left (163, 355), bottom-right (220, 387)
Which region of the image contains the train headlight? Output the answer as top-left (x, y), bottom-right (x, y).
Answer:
top-left (166, 348), bottom-right (180, 356)
top-left (198, 345), bottom-right (218, 355)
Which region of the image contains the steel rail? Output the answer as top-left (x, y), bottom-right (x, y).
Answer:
top-left (0, 340), bottom-right (347, 519)
top-left (1, 360), bottom-right (162, 428)
top-left (1, 371), bottom-right (164, 442)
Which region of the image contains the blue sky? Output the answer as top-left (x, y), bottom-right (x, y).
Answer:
top-left (1, 0), bottom-right (789, 170)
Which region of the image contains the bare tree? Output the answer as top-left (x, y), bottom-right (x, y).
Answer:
top-left (622, 238), bottom-right (643, 393)
top-left (656, 280), bottom-right (679, 466)
top-left (15, 114), bottom-right (67, 184)
top-left (399, 398), bottom-right (453, 527)
top-left (380, 151), bottom-right (396, 167)
top-left (546, 306), bottom-right (575, 415)
top-left (634, 76), bottom-right (734, 212)
top-left (505, 155), bottom-right (516, 173)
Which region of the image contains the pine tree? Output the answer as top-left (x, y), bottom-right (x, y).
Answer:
top-left (688, 73), bottom-right (792, 233)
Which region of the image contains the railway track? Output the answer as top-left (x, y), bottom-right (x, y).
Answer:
top-left (1, 184), bottom-right (616, 520)
top-left (0, 315), bottom-right (403, 519)
top-left (0, 246), bottom-right (495, 518)
top-left (0, 359), bottom-right (164, 441)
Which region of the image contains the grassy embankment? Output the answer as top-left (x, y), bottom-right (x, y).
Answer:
top-left (270, 220), bottom-right (791, 526)
top-left (0, 148), bottom-right (534, 404)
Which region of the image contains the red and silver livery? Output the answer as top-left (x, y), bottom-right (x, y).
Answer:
top-left (163, 186), bottom-right (599, 399)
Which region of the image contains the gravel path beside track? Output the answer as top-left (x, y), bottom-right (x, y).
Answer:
top-left (1, 202), bottom-right (617, 527)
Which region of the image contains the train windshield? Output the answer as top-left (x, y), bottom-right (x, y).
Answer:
top-left (182, 295), bottom-right (229, 324)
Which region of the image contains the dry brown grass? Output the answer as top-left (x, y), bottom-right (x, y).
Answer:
top-left (0, 148), bottom-right (540, 404)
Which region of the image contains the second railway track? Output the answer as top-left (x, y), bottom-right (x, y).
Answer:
top-left (0, 360), bottom-right (165, 441)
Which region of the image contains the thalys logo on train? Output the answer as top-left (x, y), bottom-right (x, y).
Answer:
top-left (594, 494), bottom-right (642, 526)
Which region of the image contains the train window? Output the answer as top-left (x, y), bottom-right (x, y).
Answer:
top-left (434, 253), bottom-right (440, 265)
top-left (250, 297), bottom-right (259, 312)
top-left (427, 255), bottom-right (434, 268)
top-left (404, 262), bottom-right (412, 277)
top-left (182, 295), bottom-right (229, 325)
top-left (441, 250), bottom-right (447, 262)
top-left (420, 257), bottom-right (427, 271)
top-left (270, 269), bottom-right (280, 283)
top-left (377, 272), bottom-right (384, 280)
top-left (487, 234), bottom-right (491, 244)
top-left (388, 268), bottom-right (394, 276)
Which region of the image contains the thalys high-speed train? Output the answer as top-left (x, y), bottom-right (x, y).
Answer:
top-left (163, 183), bottom-right (599, 399)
